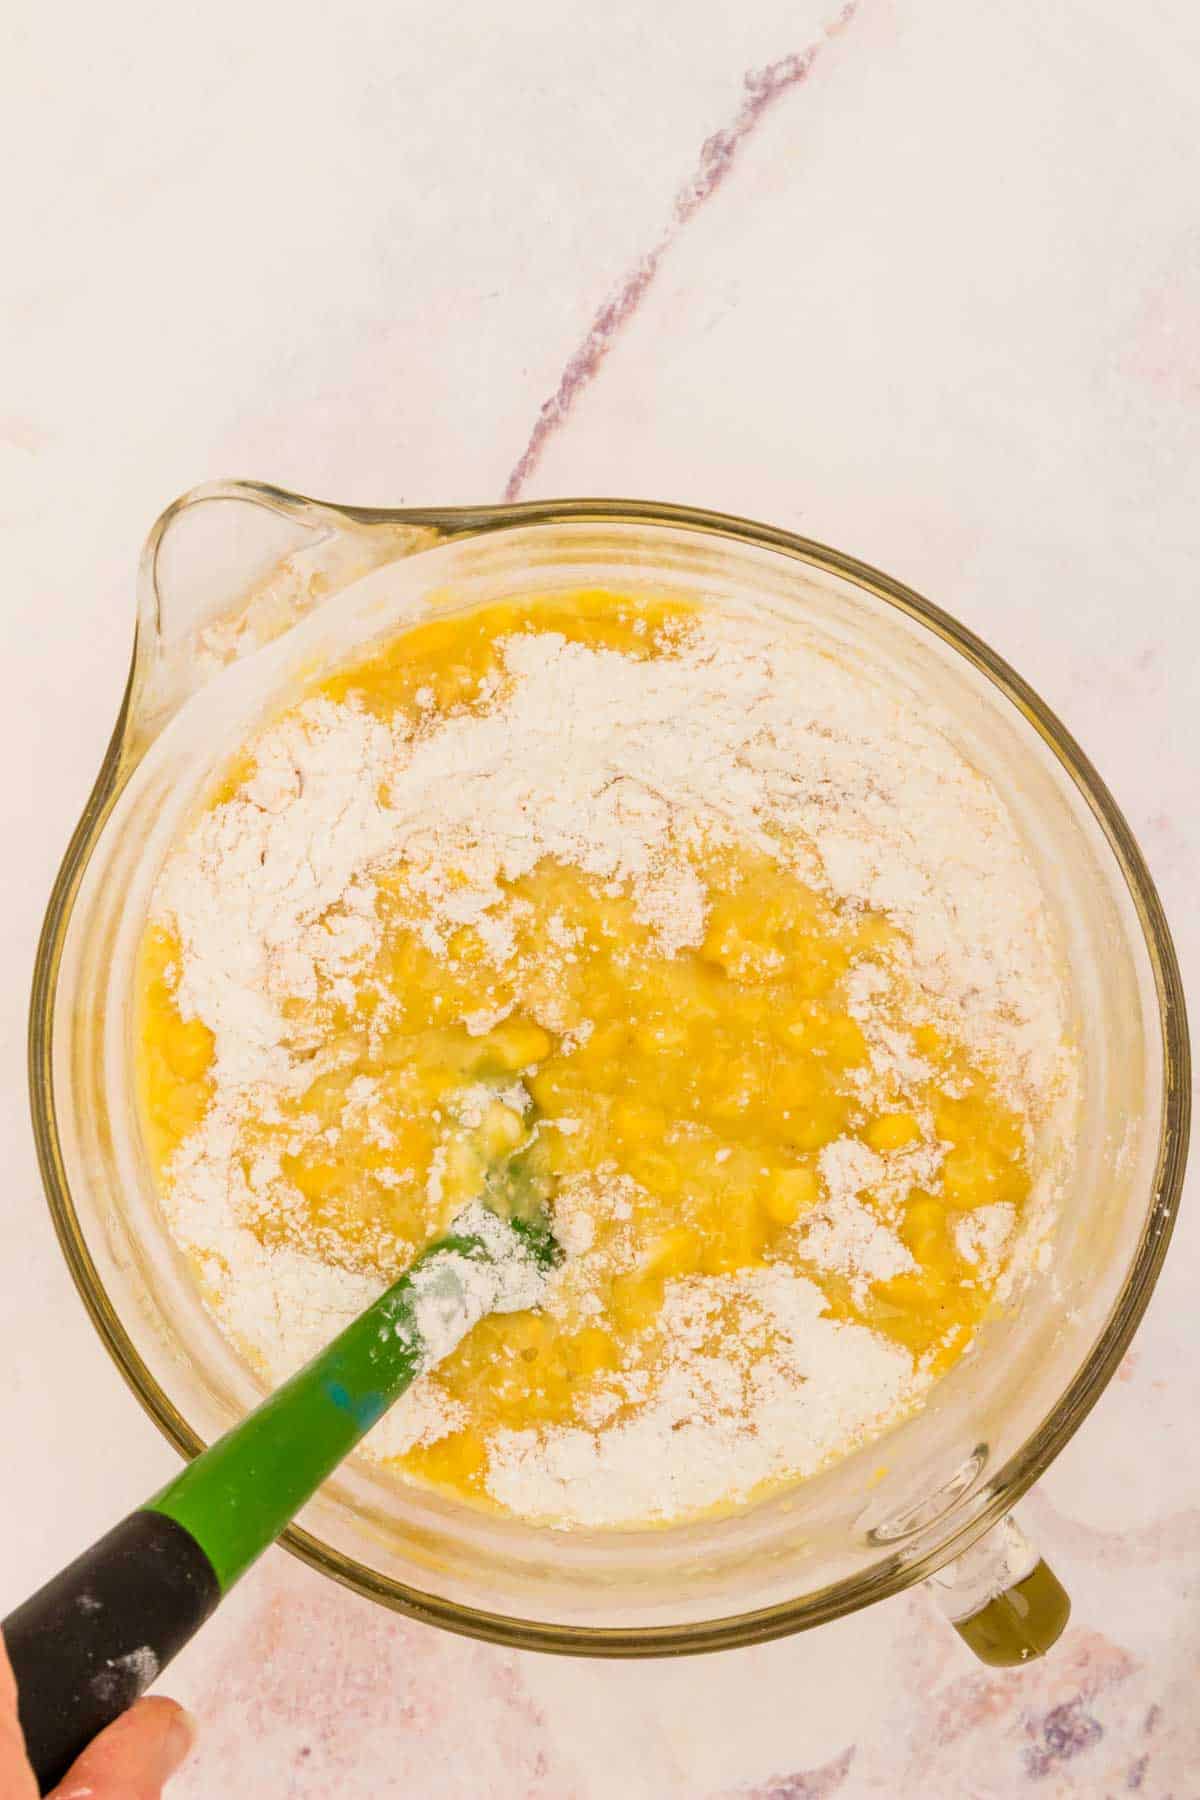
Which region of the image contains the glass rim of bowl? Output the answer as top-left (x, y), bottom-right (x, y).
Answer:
top-left (29, 488), bottom-right (1192, 1656)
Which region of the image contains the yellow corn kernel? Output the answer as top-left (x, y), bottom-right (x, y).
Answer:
top-left (612, 1099), bottom-right (666, 1144)
top-left (853, 915), bottom-right (896, 954)
top-left (932, 1096), bottom-right (969, 1144)
top-left (880, 1267), bottom-right (949, 1310)
top-left (282, 1155), bottom-right (344, 1202)
top-left (771, 1063), bottom-right (819, 1110)
top-left (478, 1019), bottom-right (553, 1071)
top-left (635, 1018), bottom-right (690, 1054)
top-left (940, 1146), bottom-right (987, 1205)
top-left (676, 982), bottom-right (720, 1023)
top-left (163, 1014), bottom-right (214, 1081)
top-left (941, 1146), bottom-right (1028, 1210)
top-left (901, 1191), bottom-right (946, 1245)
top-left (790, 944), bottom-right (846, 999)
top-left (709, 1083), bottom-right (752, 1121)
top-left (701, 1235), bottom-right (764, 1276)
top-left (580, 1021), bottom-right (630, 1063)
top-left (824, 1014), bottom-right (869, 1069)
top-left (480, 1102), bottom-right (525, 1158)
top-left (864, 1111), bottom-right (922, 1152)
top-left (762, 1166), bottom-right (820, 1226)
top-left (163, 1088), bottom-right (208, 1140)
top-left (786, 1099), bottom-right (848, 1153)
top-left (907, 1230), bottom-right (950, 1271)
top-left (502, 1312), bottom-right (549, 1355)
top-left (720, 1193), bottom-right (766, 1267)
top-left (629, 1151), bottom-right (682, 1197)
top-left (423, 1427), bottom-right (487, 1487)
top-left (526, 1065), bottom-right (579, 1111)
top-left (441, 1136), bottom-right (483, 1205)
top-left (610, 1270), bottom-right (664, 1330)
top-left (775, 1014), bottom-right (812, 1048)
top-left (700, 912), bottom-right (775, 980)
top-left (565, 1327), bottom-right (620, 1376)
top-left (640, 1226), bottom-right (701, 1277)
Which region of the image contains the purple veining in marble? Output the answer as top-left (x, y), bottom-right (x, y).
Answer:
top-left (1023, 1697), bottom-right (1104, 1780)
top-left (883, 1621), bottom-right (1141, 1798)
top-left (732, 1745), bottom-right (855, 1799)
top-left (503, 2), bottom-right (859, 501)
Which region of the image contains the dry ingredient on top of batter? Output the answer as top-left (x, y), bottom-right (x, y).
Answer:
top-left (393, 1200), bottom-right (552, 1376)
top-left (487, 1264), bottom-right (920, 1525)
top-left (138, 592), bottom-right (1072, 1529)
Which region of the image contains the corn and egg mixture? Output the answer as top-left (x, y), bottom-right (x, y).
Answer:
top-left (137, 591), bottom-right (1066, 1526)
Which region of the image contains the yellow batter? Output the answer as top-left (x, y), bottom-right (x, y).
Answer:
top-left (137, 592), bottom-right (1032, 1510)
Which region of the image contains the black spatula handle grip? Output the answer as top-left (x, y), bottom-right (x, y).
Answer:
top-left (2, 1510), bottom-right (218, 1795)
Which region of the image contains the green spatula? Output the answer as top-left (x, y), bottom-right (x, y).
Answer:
top-left (2, 1193), bottom-right (559, 1795)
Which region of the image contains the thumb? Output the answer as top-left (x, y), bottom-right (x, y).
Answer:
top-left (51, 1696), bottom-right (195, 1799)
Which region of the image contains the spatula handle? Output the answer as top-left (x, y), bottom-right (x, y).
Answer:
top-left (1, 1213), bottom-right (542, 1793)
top-left (2, 1510), bottom-right (218, 1793)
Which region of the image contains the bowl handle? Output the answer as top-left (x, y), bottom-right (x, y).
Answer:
top-left (926, 1513), bottom-right (1070, 1665)
top-left (128, 481), bottom-right (449, 746)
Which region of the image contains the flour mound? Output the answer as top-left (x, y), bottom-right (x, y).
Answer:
top-left (486, 1268), bottom-right (924, 1526)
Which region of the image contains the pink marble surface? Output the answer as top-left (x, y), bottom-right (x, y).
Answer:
top-left (2, 0), bottom-right (1198, 1792)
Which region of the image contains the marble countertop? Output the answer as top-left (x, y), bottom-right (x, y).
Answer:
top-left (3, 0), bottom-right (1198, 1792)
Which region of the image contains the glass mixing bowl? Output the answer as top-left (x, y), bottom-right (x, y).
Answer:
top-left (30, 484), bottom-right (1190, 1663)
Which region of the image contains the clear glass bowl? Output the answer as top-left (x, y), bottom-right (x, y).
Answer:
top-left (30, 484), bottom-right (1190, 1660)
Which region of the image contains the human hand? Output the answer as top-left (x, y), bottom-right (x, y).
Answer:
top-left (0, 1632), bottom-right (193, 1798)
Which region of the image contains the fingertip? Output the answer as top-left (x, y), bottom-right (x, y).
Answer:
top-left (54, 1694), bottom-right (197, 1796)
top-left (137, 1696), bottom-right (197, 1776)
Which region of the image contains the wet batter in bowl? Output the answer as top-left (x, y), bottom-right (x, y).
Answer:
top-left (137, 592), bottom-right (1072, 1527)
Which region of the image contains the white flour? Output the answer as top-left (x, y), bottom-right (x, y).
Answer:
top-left (487, 1267), bottom-right (924, 1526)
top-left (160, 614), bottom-right (1063, 1103)
top-left (955, 1204), bottom-right (1017, 1280)
top-left (149, 604), bottom-right (1069, 1523)
top-left (389, 1201), bottom-right (551, 1373)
